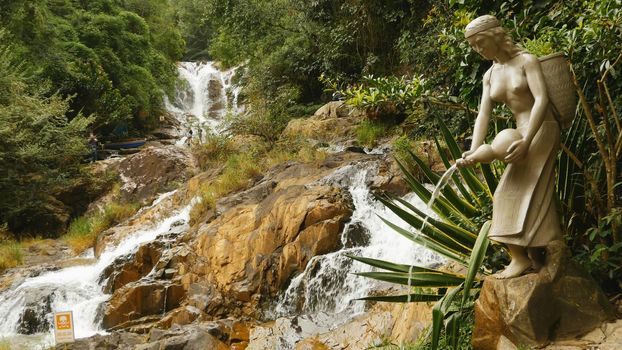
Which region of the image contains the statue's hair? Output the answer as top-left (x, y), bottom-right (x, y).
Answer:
top-left (471, 26), bottom-right (525, 59)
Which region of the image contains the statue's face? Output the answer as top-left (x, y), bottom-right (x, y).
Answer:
top-left (468, 34), bottom-right (497, 60)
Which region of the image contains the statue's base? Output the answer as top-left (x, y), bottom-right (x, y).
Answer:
top-left (473, 240), bottom-right (616, 350)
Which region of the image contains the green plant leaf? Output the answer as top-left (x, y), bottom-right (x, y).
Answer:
top-left (431, 284), bottom-right (463, 350)
top-left (355, 271), bottom-right (465, 287)
top-left (445, 311), bottom-right (460, 350)
top-left (346, 254), bottom-right (438, 273)
top-left (461, 220), bottom-right (491, 307)
top-left (405, 149), bottom-right (479, 216)
top-left (377, 206), bottom-right (471, 261)
top-left (356, 293), bottom-right (443, 303)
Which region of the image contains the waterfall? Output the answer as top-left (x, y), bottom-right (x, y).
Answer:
top-left (275, 162), bottom-right (445, 319)
top-left (165, 61), bottom-right (242, 143)
top-left (0, 192), bottom-right (193, 348)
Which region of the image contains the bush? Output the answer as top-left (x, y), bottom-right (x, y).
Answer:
top-left (322, 74), bottom-right (427, 123)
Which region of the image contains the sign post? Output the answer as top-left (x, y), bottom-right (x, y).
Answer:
top-left (53, 311), bottom-right (75, 345)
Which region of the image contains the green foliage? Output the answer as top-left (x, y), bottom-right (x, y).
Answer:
top-left (407, 312), bottom-right (474, 350)
top-left (323, 74), bottom-right (427, 122)
top-left (0, 0), bottom-right (183, 132)
top-left (173, 0), bottom-right (438, 127)
top-left (0, 32), bottom-right (95, 235)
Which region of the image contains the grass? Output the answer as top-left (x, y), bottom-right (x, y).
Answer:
top-left (191, 133), bottom-right (236, 170)
top-left (189, 140), bottom-right (328, 225)
top-left (356, 120), bottom-right (390, 147)
top-left (63, 201), bottom-right (139, 254)
top-left (0, 241), bottom-right (23, 271)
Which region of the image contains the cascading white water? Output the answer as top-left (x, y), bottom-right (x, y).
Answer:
top-left (165, 61), bottom-right (242, 143)
top-left (275, 163), bottom-right (445, 319)
top-left (0, 192), bottom-right (193, 348)
top-left (406, 163), bottom-right (458, 303)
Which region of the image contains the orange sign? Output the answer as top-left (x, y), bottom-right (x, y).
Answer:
top-left (53, 311), bottom-right (75, 344)
top-left (55, 314), bottom-right (71, 330)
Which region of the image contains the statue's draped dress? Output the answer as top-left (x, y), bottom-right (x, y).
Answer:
top-left (487, 59), bottom-right (563, 247)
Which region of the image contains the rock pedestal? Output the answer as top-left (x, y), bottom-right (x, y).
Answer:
top-left (473, 240), bottom-right (616, 349)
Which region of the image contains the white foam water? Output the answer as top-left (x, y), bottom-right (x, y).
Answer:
top-left (0, 192), bottom-right (193, 348)
top-left (406, 163), bottom-right (458, 302)
top-left (165, 61), bottom-right (242, 144)
top-left (274, 163), bottom-right (445, 319)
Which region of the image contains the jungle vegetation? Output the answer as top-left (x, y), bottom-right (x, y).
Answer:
top-left (1, 1), bottom-right (620, 346)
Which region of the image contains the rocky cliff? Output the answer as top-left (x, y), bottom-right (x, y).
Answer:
top-left (0, 102), bottom-right (431, 350)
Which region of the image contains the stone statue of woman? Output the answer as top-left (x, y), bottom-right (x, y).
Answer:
top-left (457, 15), bottom-right (563, 279)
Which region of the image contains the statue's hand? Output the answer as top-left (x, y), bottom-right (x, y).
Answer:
top-left (456, 158), bottom-right (473, 168)
top-left (457, 150), bottom-right (475, 168)
top-left (505, 139), bottom-right (530, 163)
top-left (461, 149), bottom-right (475, 159)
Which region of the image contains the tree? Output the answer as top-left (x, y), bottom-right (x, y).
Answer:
top-left (0, 31), bottom-right (93, 235)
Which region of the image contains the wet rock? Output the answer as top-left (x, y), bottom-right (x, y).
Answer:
top-left (342, 222), bottom-right (370, 248)
top-left (247, 314), bottom-right (335, 350)
top-left (118, 145), bottom-right (195, 205)
top-left (94, 192), bottom-right (185, 257)
top-left (473, 240), bottom-right (616, 349)
top-left (138, 323), bottom-right (230, 350)
top-left (345, 145), bottom-right (366, 153)
top-left (18, 305), bottom-right (51, 334)
top-left (246, 302), bottom-right (431, 350)
top-left (55, 331), bottom-right (144, 349)
top-left (151, 127), bottom-right (181, 140)
top-left (101, 241), bottom-right (165, 293)
top-left (193, 184), bottom-right (352, 315)
top-left (102, 281), bottom-right (186, 329)
top-left (17, 291), bottom-right (53, 334)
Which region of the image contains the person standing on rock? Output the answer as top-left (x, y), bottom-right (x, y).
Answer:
top-left (88, 132), bottom-right (99, 163)
top-left (185, 129), bottom-right (193, 146)
top-left (457, 15), bottom-right (562, 279)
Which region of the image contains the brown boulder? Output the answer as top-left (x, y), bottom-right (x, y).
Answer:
top-left (193, 184), bottom-right (352, 312)
top-left (103, 281), bottom-right (186, 329)
top-left (282, 102), bottom-right (359, 144)
top-left (136, 323), bottom-right (230, 350)
top-left (101, 241), bottom-right (165, 293)
top-left (55, 331), bottom-right (144, 349)
top-left (473, 240), bottom-right (616, 349)
top-left (118, 146), bottom-right (195, 204)
top-left (246, 301), bottom-right (432, 349)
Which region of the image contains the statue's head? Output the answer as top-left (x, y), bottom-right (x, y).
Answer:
top-left (465, 15), bottom-right (521, 61)
top-left (465, 15), bottom-right (500, 39)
